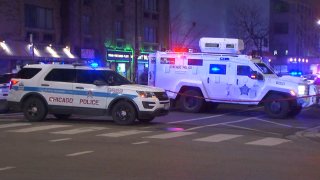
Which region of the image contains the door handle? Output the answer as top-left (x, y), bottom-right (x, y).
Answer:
top-left (75, 87), bottom-right (84, 89)
top-left (41, 84), bottom-right (49, 87)
top-left (207, 77), bottom-right (210, 83)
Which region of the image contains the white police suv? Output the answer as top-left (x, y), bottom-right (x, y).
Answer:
top-left (7, 64), bottom-right (170, 125)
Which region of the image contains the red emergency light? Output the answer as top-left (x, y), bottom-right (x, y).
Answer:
top-left (173, 47), bottom-right (189, 53)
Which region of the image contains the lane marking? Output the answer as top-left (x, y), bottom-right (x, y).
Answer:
top-left (194, 134), bottom-right (243, 143)
top-left (50, 138), bottom-right (72, 142)
top-left (0, 123), bottom-right (31, 129)
top-left (145, 132), bottom-right (196, 139)
top-left (0, 166), bottom-right (15, 171)
top-left (167, 107), bottom-right (262, 124)
top-left (246, 137), bottom-right (290, 146)
top-left (66, 151), bottom-right (93, 157)
top-left (223, 124), bottom-right (282, 136)
top-left (9, 125), bottom-right (72, 133)
top-left (296, 125), bottom-right (320, 137)
top-left (184, 116), bottom-right (259, 131)
top-left (254, 118), bottom-right (297, 128)
top-left (52, 127), bottom-right (107, 135)
top-left (132, 141), bottom-right (149, 145)
top-left (98, 130), bottom-right (151, 137)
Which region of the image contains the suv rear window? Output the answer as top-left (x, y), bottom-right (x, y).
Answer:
top-left (16, 68), bottom-right (42, 79)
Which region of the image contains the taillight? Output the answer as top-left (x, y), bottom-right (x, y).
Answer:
top-left (9, 80), bottom-right (19, 90)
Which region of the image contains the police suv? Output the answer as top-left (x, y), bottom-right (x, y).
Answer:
top-left (7, 64), bottom-right (170, 125)
top-left (148, 37), bottom-right (317, 119)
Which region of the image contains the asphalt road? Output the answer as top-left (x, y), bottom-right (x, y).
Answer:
top-left (0, 104), bottom-right (320, 180)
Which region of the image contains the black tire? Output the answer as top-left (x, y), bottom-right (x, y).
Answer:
top-left (54, 114), bottom-right (71, 120)
top-left (264, 94), bottom-right (289, 119)
top-left (179, 89), bottom-right (204, 113)
top-left (23, 97), bottom-right (47, 122)
top-left (138, 117), bottom-right (155, 123)
top-left (112, 101), bottom-right (137, 125)
top-left (288, 106), bottom-right (302, 117)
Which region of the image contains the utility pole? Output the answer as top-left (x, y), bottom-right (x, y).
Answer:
top-left (133, 0), bottom-right (139, 83)
top-left (30, 33), bottom-right (34, 62)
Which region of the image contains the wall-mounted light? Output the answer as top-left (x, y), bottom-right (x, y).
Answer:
top-left (0, 41), bottom-right (12, 55)
top-left (63, 46), bottom-right (75, 58)
top-left (27, 44), bottom-right (41, 57)
top-left (46, 45), bottom-right (59, 58)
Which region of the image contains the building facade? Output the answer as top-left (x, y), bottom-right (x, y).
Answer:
top-left (269, 0), bottom-right (320, 75)
top-left (169, 0), bottom-right (320, 75)
top-left (0, 0), bottom-right (170, 83)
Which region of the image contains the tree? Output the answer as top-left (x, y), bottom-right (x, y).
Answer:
top-left (170, 10), bottom-right (208, 50)
top-left (230, 0), bottom-right (269, 56)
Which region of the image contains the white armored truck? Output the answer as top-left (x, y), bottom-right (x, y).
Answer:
top-left (148, 37), bottom-right (317, 118)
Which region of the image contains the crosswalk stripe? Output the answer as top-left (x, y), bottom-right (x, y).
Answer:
top-left (145, 132), bottom-right (196, 139)
top-left (97, 130), bottom-right (151, 137)
top-left (0, 166), bottom-right (15, 171)
top-left (66, 151), bottom-right (93, 157)
top-left (0, 123), bottom-right (31, 129)
top-left (52, 127), bottom-right (107, 135)
top-left (9, 125), bottom-right (72, 133)
top-left (50, 138), bottom-right (72, 142)
top-left (194, 134), bottom-right (243, 142)
top-left (245, 137), bottom-right (290, 146)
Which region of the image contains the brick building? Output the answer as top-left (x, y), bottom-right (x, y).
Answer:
top-left (0, 0), bottom-right (169, 82)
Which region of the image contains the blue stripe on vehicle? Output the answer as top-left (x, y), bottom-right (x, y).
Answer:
top-left (13, 86), bottom-right (137, 99)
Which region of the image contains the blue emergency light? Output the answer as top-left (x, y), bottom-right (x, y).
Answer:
top-left (90, 62), bottom-right (99, 68)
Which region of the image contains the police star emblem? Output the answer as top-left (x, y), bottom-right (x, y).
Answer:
top-left (239, 84), bottom-right (250, 95)
top-left (87, 90), bottom-right (94, 98)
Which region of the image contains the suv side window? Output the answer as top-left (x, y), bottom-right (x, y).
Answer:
top-left (45, 69), bottom-right (75, 82)
top-left (16, 68), bottom-right (41, 79)
top-left (76, 70), bottom-right (105, 84)
top-left (237, 65), bottom-right (253, 76)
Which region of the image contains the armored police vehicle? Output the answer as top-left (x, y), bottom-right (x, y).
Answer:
top-left (148, 38), bottom-right (317, 118)
top-left (7, 64), bottom-right (169, 125)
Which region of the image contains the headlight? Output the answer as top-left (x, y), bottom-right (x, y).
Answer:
top-left (136, 91), bottom-right (156, 98)
top-left (298, 85), bottom-right (306, 95)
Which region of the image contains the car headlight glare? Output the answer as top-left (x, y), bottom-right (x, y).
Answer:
top-left (298, 85), bottom-right (306, 95)
top-left (137, 91), bottom-right (156, 98)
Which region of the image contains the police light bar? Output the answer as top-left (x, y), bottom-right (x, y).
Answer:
top-left (199, 37), bottom-right (244, 54)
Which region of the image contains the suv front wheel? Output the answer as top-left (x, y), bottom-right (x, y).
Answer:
top-left (23, 97), bottom-right (48, 122)
top-left (112, 101), bottom-right (137, 125)
top-left (264, 94), bottom-right (289, 119)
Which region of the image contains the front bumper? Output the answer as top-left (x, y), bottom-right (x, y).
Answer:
top-left (138, 108), bottom-right (169, 119)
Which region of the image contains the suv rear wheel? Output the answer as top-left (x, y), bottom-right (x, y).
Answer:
top-left (264, 94), bottom-right (289, 119)
top-left (179, 89), bottom-right (204, 113)
top-left (23, 97), bottom-right (47, 122)
top-left (112, 101), bottom-right (137, 125)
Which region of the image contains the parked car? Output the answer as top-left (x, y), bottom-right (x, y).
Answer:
top-left (0, 73), bottom-right (16, 113)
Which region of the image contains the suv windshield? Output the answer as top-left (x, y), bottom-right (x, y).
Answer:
top-left (254, 63), bottom-right (275, 75)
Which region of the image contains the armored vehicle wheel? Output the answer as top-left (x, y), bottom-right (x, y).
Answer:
top-left (264, 94), bottom-right (289, 119)
top-left (138, 117), bottom-right (155, 123)
top-left (54, 114), bottom-right (71, 120)
top-left (23, 97), bottom-right (47, 122)
top-left (179, 89), bottom-right (204, 113)
top-left (112, 101), bottom-right (137, 125)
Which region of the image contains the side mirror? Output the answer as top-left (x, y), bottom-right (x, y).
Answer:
top-left (250, 71), bottom-right (264, 81)
top-left (93, 80), bottom-right (107, 86)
